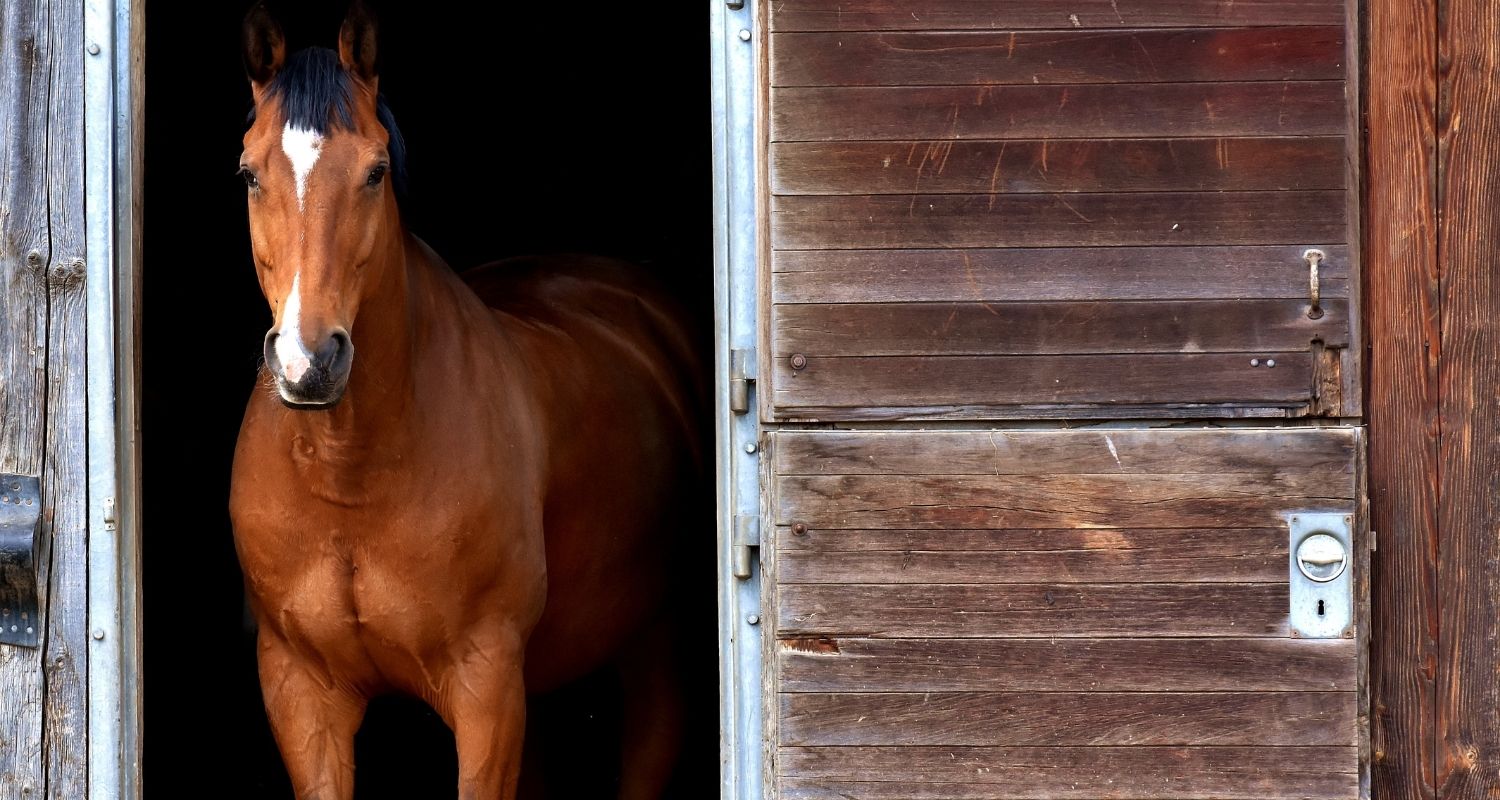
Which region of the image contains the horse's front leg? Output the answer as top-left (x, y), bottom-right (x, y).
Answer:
top-left (258, 633), bottom-right (368, 800)
top-left (436, 627), bottom-right (530, 800)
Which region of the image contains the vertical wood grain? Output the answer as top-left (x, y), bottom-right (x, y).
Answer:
top-left (0, 0), bottom-right (57, 795)
top-left (41, 0), bottom-right (87, 794)
top-left (1435, 0), bottom-right (1500, 794)
top-left (0, 0), bottom-right (88, 795)
top-left (1367, 0), bottom-right (1440, 793)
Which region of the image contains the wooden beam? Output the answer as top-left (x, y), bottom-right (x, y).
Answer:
top-left (1367, 0), bottom-right (1440, 792)
top-left (1435, 0), bottom-right (1500, 795)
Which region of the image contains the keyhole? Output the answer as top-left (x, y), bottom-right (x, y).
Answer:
top-left (1317, 599), bottom-right (1326, 617)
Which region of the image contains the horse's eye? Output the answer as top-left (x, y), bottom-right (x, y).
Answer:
top-left (366, 165), bottom-right (387, 187)
top-left (238, 167), bottom-right (259, 189)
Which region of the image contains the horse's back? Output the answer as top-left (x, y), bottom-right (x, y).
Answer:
top-left (461, 254), bottom-right (706, 688)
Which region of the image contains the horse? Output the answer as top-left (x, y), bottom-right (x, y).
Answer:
top-left (227, 5), bottom-right (704, 797)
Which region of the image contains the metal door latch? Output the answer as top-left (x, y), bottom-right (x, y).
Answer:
top-left (729, 348), bottom-right (756, 415)
top-left (1287, 512), bottom-right (1352, 638)
top-left (0, 474), bottom-right (41, 648)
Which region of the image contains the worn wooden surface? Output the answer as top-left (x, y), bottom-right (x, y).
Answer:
top-left (1366, 0), bottom-right (1439, 791)
top-left (1435, 0), bottom-right (1500, 794)
top-left (0, 0), bottom-right (88, 796)
top-left (767, 429), bottom-right (1361, 797)
top-left (772, 137), bottom-right (1348, 194)
top-left (779, 637), bottom-right (1357, 692)
top-left (769, 0), bottom-right (1347, 31)
top-left (772, 28), bottom-right (1345, 86)
top-left (765, 10), bottom-right (1357, 420)
top-left (778, 747), bottom-right (1358, 799)
top-left (773, 245), bottom-right (1352, 303)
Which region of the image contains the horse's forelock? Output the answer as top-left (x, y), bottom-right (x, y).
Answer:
top-left (247, 46), bottom-right (408, 202)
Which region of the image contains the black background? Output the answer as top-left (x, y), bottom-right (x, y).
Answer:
top-left (142, 1), bottom-right (713, 796)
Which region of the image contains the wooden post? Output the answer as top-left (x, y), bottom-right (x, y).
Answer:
top-left (0, 0), bottom-right (92, 795)
top-left (1435, 0), bottom-right (1500, 794)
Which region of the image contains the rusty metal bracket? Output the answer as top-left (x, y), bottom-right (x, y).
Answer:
top-left (0, 474), bottom-right (41, 648)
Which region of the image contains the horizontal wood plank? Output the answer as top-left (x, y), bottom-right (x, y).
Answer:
top-left (777, 470), bottom-right (1349, 529)
top-left (779, 691), bottom-right (1356, 745)
top-left (770, 428), bottom-right (1358, 476)
top-left (771, 246), bottom-right (1352, 303)
top-left (776, 528), bottom-right (1286, 583)
top-left (770, 0), bottom-right (1347, 31)
top-left (771, 352), bottom-right (1315, 411)
top-left (772, 299), bottom-right (1348, 357)
top-left (777, 637), bottom-right (1357, 691)
top-left (772, 137), bottom-right (1348, 194)
top-left (771, 192), bottom-right (1346, 249)
top-left (772, 28), bottom-right (1346, 87)
top-left (778, 746), bottom-right (1358, 799)
top-left (776, 583), bottom-right (1294, 637)
top-left (772, 83), bottom-right (1347, 141)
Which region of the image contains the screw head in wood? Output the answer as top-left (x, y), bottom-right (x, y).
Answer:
top-left (87, 42), bottom-right (100, 55)
top-left (792, 523), bottom-right (807, 536)
top-left (790, 353), bottom-right (807, 370)
top-left (92, 628), bottom-right (105, 640)
top-left (746, 614), bottom-right (760, 625)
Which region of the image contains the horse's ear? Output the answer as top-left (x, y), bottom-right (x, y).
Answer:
top-left (338, 1), bottom-right (379, 84)
top-left (242, 3), bottom-right (286, 92)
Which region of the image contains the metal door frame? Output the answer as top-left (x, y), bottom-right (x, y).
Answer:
top-left (83, 0), bottom-right (143, 796)
top-left (711, 0), bottom-right (765, 797)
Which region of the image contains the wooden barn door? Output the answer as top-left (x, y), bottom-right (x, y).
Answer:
top-left (740, 1), bottom-right (1369, 797)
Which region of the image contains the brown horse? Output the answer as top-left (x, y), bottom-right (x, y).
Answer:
top-left (227, 5), bottom-right (702, 798)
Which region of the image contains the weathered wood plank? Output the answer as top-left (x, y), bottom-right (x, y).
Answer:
top-left (40, 0), bottom-right (87, 794)
top-left (772, 28), bottom-right (1346, 87)
top-left (1435, 0), bottom-right (1500, 791)
top-left (771, 352), bottom-right (1314, 412)
top-left (779, 692), bottom-right (1356, 746)
top-left (773, 299), bottom-right (1348, 357)
top-left (772, 137), bottom-right (1348, 195)
top-left (0, 0), bottom-right (56, 794)
top-left (772, 83), bottom-right (1347, 141)
top-left (776, 528), bottom-right (1286, 583)
top-left (776, 470), bottom-right (1348, 529)
top-left (1366, 0), bottom-right (1438, 791)
top-left (771, 192), bottom-right (1345, 249)
top-left (778, 746), bottom-right (1358, 799)
top-left (770, 428), bottom-right (1357, 476)
top-left (769, 0), bottom-right (1348, 31)
top-left (778, 637), bottom-right (1357, 692)
top-left (772, 246), bottom-right (1352, 304)
top-left (776, 583), bottom-right (1292, 637)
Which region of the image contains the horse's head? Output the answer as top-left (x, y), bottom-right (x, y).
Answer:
top-left (239, 2), bottom-right (404, 409)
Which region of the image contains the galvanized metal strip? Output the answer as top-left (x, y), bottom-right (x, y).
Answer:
top-left (712, 0), bottom-right (765, 797)
top-left (84, 0), bottom-right (142, 796)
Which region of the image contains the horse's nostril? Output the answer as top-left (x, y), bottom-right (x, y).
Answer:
top-left (322, 329), bottom-right (354, 375)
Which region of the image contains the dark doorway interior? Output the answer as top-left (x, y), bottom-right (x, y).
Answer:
top-left (142, 2), bottom-right (713, 796)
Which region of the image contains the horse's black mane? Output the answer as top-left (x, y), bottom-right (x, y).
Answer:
top-left (250, 47), bottom-right (409, 201)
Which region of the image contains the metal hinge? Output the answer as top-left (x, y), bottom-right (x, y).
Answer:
top-left (0, 474), bottom-right (42, 648)
top-left (732, 514), bottom-right (760, 579)
top-left (729, 348), bottom-right (757, 415)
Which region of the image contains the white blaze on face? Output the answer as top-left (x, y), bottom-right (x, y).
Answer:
top-left (280, 123), bottom-right (324, 212)
top-left (275, 272), bottom-right (313, 383)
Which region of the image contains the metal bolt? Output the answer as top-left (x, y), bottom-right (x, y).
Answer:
top-left (792, 523), bottom-right (807, 536)
top-left (744, 442), bottom-right (757, 454)
top-left (91, 629), bottom-right (104, 641)
top-left (738, 29), bottom-right (751, 41)
top-left (746, 614), bottom-right (760, 625)
top-left (1266, 359), bottom-right (1276, 368)
top-left (789, 353), bottom-right (808, 370)
top-left (1250, 358), bottom-right (1260, 367)
top-left (87, 43), bottom-right (100, 55)
top-left (24, 627), bottom-right (33, 635)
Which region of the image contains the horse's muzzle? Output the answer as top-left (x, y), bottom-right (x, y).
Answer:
top-left (264, 328), bottom-right (354, 409)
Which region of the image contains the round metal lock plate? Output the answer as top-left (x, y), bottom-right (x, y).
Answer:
top-left (1296, 532), bottom-right (1348, 583)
